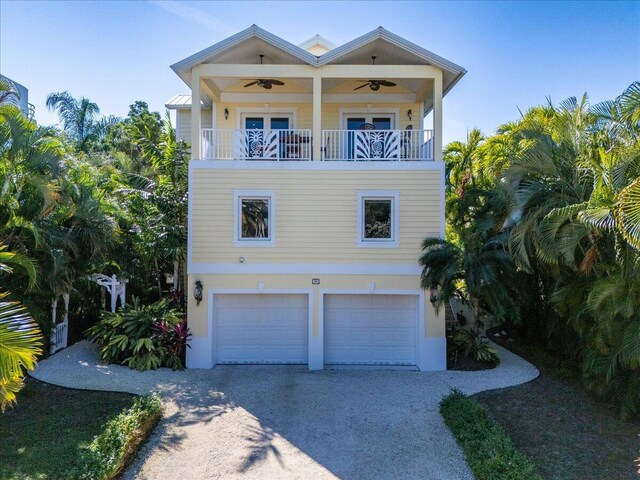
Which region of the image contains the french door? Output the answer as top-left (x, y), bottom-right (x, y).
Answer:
top-left (239, 114), bottom-right (293, 159)
top-left (345, 115), bottom-right (396, 160)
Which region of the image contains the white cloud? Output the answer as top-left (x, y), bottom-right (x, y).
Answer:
top-left (149, 1), bottom-right (237, 36)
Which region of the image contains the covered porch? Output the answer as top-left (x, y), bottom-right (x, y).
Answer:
top-left (182, 64), bottom-right (444, 162)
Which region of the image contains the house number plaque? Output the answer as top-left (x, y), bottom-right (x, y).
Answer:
top-left (312, 278), bottom-right (320, 285)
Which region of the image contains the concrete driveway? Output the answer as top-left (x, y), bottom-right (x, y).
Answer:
top-left (32, 342), bottom-right (538, 479)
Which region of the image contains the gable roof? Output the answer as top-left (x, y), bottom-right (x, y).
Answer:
top-left (297, 34), bottom-right (337, 52)
top-left (171, 25), bottom-right (317, 85)
top-left (170, 25), bottom-right (466, 109)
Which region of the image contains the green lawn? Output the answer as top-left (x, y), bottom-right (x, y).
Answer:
top-left (0, 378), bottom-right (136, 480)
top-left (475, 331), bottom-right (640, 480)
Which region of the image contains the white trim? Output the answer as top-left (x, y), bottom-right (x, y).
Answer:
top-left (319, 289), bottom-right (428, 370)
top-left (440, 163), bottom-right (446, 238)
top-left (235, 107), bottom-right (298, 129)
top-left (191, 160), bottom-right (444, 171)
top-left (207, 288), bottom-right (315, 367)
top-left (188, 263), bottom-right (422, 275)
top-left (338, 108), bottom-right (400, 130)
top-left (317, 27), bottom-right (465, 73)
top-left (298, 34), bottom-right (337, 51)
top-left (233, 190), bottom-right (276, 247)
top-left (357, 191), bottom-right (400, 248)
top-left (325, 94), bottom-right (415, 104)
top-left (187, 165), bottom-right (194, 268)
top-left (171, 25), bottom-right (318, 82)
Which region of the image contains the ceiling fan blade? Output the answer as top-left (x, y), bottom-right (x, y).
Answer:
top-left (269, 79), bottom-right (285, 86)
top-left (244, 81), bottom-right (259, 87)
top-left (263, 82), bottom-right (273, 89)
top-left (353, 83), bottom-right (370, 91)
top-left (377, 80), bottom-right (397, 87)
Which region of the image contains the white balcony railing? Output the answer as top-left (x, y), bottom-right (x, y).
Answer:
top-left (201, 129), bottom-right (312, 161)
top-left (322, 129), bottom-right (433, 161)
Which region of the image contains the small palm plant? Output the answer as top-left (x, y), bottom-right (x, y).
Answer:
top-left (420, 228), bottom-right (518, 364)
top-left (0, 246), bottom-right (42, 412)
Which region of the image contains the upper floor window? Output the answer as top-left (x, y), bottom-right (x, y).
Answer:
top-left (357, 191), bottom-right (399, 248)
top-left (233, 190), bottom-right (275, 246)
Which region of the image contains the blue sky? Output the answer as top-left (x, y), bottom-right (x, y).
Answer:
top-left (1, 0), bottom-right (638, 144)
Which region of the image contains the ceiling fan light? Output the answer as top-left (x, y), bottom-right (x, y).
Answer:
top-left (370, 83), bottom-right (380, 91)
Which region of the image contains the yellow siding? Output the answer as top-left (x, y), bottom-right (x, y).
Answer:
top-left (177, 108), bottom-right (211, 141)
top-left (321, 102), bottom-right (420, 130)
top-left (217, 103), bottom-right (313, 130)
top-left (190, 168), bottom-right (441, 265)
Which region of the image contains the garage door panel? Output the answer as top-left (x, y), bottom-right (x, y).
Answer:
top-left (215, 294), bottom-right (308, 364)
top-left (324, 294), bottom-right (418, 365)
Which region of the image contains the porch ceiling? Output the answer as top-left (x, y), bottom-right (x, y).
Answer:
top-left (206, 77), bottom-right (433, 98)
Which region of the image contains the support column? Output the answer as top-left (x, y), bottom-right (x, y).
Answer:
top-left (312, 75), bottom-right (322, 161)
top-left (433, 73), bottom-right (443, 162)
top-left (191, 68), bottom-right (202, 160)
top-left (211, 101), bottom-right (217, 131)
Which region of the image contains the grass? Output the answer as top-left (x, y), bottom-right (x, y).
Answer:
top-left (475, 331), bottom-right (640, 480)
top-left (440, 390), bottom-right (542, 480)
top-left (0, 378), bottom-right (136, 480)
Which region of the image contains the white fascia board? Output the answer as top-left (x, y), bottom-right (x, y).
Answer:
top-left (190, 160), bottom-right (445, 171)
top-left (165, 94), bottom-right (211, 110)
top-left (318, 27), bottom-right (465, 76)
top-left (298, 34), bottom-right (337, 51)
top-left (171, 24), bottom-right (319, 88)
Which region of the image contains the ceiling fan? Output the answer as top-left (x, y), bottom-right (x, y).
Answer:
top-left (353, 80), bottom-right (397, 91)
top-left (243, 79), bottom-right (285, 89)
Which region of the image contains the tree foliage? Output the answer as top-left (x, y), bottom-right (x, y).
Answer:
top-left (0, 89), bottom-right (189, 404)
top-left (428, 82), bottom-right (640, 417)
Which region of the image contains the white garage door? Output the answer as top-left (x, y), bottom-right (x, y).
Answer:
top-left (324, 294), bottom-right (417, 365)
top-left (215, 294), bottom-right (308, 364)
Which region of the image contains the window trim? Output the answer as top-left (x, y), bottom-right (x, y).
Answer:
top-left (357, 190), bottom-right (400, 248)
top-left (233, 190), bottom-right (276, 247)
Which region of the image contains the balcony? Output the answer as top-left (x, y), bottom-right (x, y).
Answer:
top-left (322, 129), bottom-right (433, 161)
top-left (202, 129), bottom-right (312, 161)
top-left (201, 128), bottom-right (433, 161)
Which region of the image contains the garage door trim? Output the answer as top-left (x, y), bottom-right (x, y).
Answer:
top-left (319, 289), bottom-right (426, 368)
top-left (208, 288), bottom-right (314, 367)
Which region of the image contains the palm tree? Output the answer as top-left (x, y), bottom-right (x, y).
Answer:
top-left (46, 91), bottom-right (117, 153)
top-left (0, 246), bottom-right (42, 412)
top-left (0, 77), bottom-right (20, 107)
top-left (420, 230), bottom-right (519, 337)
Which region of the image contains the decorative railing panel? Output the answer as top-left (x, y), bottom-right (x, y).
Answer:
top-left (201, 129), bottom-right (312, 161)
top-left (322, 129), bottom-right (434, 161)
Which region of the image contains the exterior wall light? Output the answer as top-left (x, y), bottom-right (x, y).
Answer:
top-left (224, 108), bottom-right (229, 120)
top-left (407, 109), bottom-right (413, 121)
top-left (194, 280), bottom-right (203, 306)
top-left (429, 284), bottom-right (438, 305)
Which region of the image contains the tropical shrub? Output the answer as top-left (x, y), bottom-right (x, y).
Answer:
top-left (440, 390), bottom-right (542, 480)
top-left (448, 324), bottom-right (499, 365)
top-left (437, 81), bottom-right (640, 417)
top-left (87, 298), bottom-right (190, 371)
top-left (73, 394), bottom-right (162, 480)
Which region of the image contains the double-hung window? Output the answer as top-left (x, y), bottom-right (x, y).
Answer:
top-left (233, 190), bottom-right (275, 246)
top-left (357, 191), bottom-right (399, 247)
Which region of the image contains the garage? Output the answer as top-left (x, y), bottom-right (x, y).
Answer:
top-left (324, 294), bottom-right (418, 365)
top-left (214, 294), bottom-right (308, 364)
